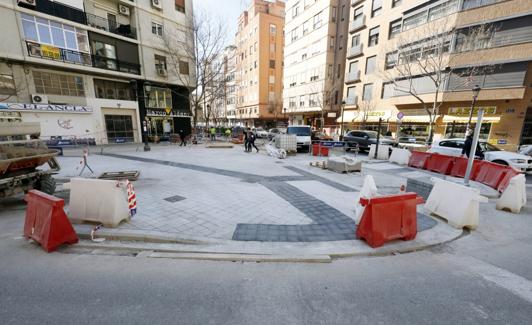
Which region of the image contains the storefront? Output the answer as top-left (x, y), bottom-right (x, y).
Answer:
top-left (440, 106), bottom-right (500, 140)
top-left (336, 110), bottom-right (393, 135)
top-left (145, 108), bottom-right (191, 141)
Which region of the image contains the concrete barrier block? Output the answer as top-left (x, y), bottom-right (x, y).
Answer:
top-left (68, 178), bottom-right (130, 228)
top-left (389, 148), bottom-right (411, 165)
top-left (327, 156), bottom-right (362, 173)
top-left (496, 174), bottom-right (527, 214)
top-left (425, 178), bottom-right (488, 230)
top-left (354, 175), bottom-right (379, 224)
top-left (369, 144), bottom-right (391, 160)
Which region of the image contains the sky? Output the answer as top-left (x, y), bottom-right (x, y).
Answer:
top-left (194, 0), bottom-right (251, 45)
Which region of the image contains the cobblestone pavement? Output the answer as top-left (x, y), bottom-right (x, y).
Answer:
top-left (56, 146), bottom-right (437, 242)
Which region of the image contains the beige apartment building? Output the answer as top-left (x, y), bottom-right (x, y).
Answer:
top-left (235, 0), bottom-right (285, 128)
top-left (342, 0), bottom-right (532, 150)
top-left (283, 0), bottom-right (350, 132)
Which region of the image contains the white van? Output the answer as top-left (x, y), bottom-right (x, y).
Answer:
top-left (287, 125), bottom-right (312, 151)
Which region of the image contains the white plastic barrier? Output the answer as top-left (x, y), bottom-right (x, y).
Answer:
top-left (425, 178), bottom-right (488, 229)
top-left (327, 156), bottom-right (362, 173)
top-left (389, 148), bottom-right (412, 165)
top-left (68, 178), bottom-right (130, 227)
top-left (368, 144), bottom-right (391, 160)
top-left (354, 175), bottom-right (379, 224)
top-left (496, 174), bottom-right (527, 213)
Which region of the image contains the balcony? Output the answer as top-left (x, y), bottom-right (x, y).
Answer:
top-left (347, 43), bottom-right (363, 59)
top-left (86, 13), bottom-right (137, 40)
top-left (351, 0), bottom-right (365, 6)
top-left (345, 70), bottom-right (361, 84)
top-left (344, 96), bottom-right (358, 106)
top-left (25, 0), bottom-right (137, 40)
top-left (349, 15), bottom-right (366, 34)
top-left (26, 41), bottom-right (141, 75)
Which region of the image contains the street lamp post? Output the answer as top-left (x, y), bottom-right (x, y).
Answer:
top-left (466, 85), bottom-right (481, 136)
top-left (339, 100), bottom-right (346, 141)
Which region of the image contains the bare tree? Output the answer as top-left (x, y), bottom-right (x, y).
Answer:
top-left (358, 99), bottom-right (376, 129)
top-left (310, 78), bottom-right (343, 129)
top-left (382, 22), bottom-right (499, 143)
top-left (163, 9), bottom-right (228, 129)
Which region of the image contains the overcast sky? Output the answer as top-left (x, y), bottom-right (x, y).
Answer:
top-left (194, 0), bottom-right (251, 45)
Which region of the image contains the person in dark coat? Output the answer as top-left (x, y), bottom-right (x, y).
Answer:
top-left (178, 129), bottom-right (187, 146)
top-left (462, 131), bottom-right (484, 159)
top-left (248, 130), bottom-right (259, 153)
top-left (243, 128), bottom-right (250, 152)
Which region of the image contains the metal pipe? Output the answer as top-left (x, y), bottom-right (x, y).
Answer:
top-left (464, 108), bottom-right (484, 186)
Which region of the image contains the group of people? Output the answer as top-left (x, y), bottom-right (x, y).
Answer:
top-left (243, 128), bottom-right (259, 153)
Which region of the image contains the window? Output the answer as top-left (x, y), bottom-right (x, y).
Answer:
top-left (33, 71), bottom-right (84, 96)
top-left (385, 52), bottom-right (397, 69)
top-left (346, 86), bottom-right (356, 99)
top-left (151, 22), bottom-right (163, 37)
top-left (303, 19), bottom-right (311, 35)
top-left (289, 97), bottom-right (296, 108)
top-left (368, 26), bottom-right (380, 47)
top-left (332, 6), bottom-right (337, 22)
top-left (392, 0), bottom-right (402, 7)
top-left (313, 11), bottom-right (323, 29)
top-left (147, 86), bottom-right (172, 108)
top-left (365, 56), bottom-right (376, 74)
top-left (381, 82), bottom-right (394, 98)
top-left (299, 95), bottom-right (306, 107)
top-left (330, 36), bottom-right (335, 49)
top-left (290, 28), bottom-right (299, 42)
top-left (352, 34), bottom-right (360, 46)
top-left (154, 55), bottom-right (167, 71)
top-left (389, 19), bottom-right (401, 39)
top-left (354, 6), bottom-right (364, 20)
top-left (0, 75), bottom-right (16, 95)
top-left (105, 115), bottom-right (134, 143)
top-left (338, 35), bottom-right (343, 50)
top-left (94, 79), bottom-right (132, 100)
top-left (309, 93), bottom-right (318, 106)
top-left (179, 60), bottom-right (189, 75)
top-left (269, 60), bottom-right (275, 69)
top-left (93, 41), bottom-right (117, 69)
top-left (292, 2), bottom-right (300, 18)
top-left (175, 0), bottom-right (185, 13)
top-left (349, 61), bottom-right (358, 73)
top-left (362, 83), bottom-right (373, 100)
top-left (371, 0), bottom-right (382, 17)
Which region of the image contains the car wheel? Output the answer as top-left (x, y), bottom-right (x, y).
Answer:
top-left (492, 160), bottom-right (508, 166)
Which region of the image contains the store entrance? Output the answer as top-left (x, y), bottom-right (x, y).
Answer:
top-left (520, 107), bottom-right (532, 145)
top-left (147, 117), bottom-right (173, 141)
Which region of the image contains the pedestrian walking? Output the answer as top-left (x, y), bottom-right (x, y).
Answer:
top-left (210, 127), bottom-right (216, 141)
top-left (462, 130), bottom-right (484, 159)
top-left (248, 130), bottom-right (259, 153)
top-left (243, 129), bottom-right (250, 152)
top-left (225, 128), bottom-right (231, 141)
top-left (178, 129), bottom-right (187, 146)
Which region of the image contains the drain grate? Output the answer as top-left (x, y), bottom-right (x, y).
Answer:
top-left (164, 195), bottom-right (186, 203)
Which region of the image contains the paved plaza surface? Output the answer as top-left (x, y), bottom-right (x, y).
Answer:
top-left (49, 143), bottom-right (444, 246)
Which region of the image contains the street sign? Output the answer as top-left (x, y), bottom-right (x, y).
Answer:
top-left (397, 111), bottom-right (404, 120)
top-left (165, 107), bottom-right (172, 115)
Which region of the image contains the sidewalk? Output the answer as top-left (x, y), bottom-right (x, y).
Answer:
top-left (52, 144), bottom-right (465, 258)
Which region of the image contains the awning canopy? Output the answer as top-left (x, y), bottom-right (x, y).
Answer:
top-left (441, 115), bottom-right (501, 123)
top-left (336, 110), bottom-right (393, 123)
top-left (400, 115), bottom-right (432, 123)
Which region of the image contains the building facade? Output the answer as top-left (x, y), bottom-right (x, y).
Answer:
top-left (0, 0), bottom-right (195, 144)
top-left (342, 0), bottom-right (532, 150)
top-left (235, 0), bottom-right (285, 128)
top-left (283, 0), bottom-right (350, 133)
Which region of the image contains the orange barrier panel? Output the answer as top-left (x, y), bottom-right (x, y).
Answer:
top-left (497, 169), bottom-right (520, 193)
top-left (356, 192), bottom-right (424, 248)
top-left (408, 151), bottom-right (431, 169)
top-left (24, 190), bottom-right (78, 252)
top-left (474, 161), bottom-right (511, 189)
top-left (425, 153), bottom-right (455, 175)
top-left (449, 157), bottom-right (482, 179)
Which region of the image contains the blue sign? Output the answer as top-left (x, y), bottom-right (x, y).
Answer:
top-left (497, 139), bottom-right (507, 145)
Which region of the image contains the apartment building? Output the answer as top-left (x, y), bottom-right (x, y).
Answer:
top-left (342, 0), bottom-right (532, 150)
top-left (235, 0), bottom-right (285, 128)
top-left (283, 0), bottom-right (350, 131)
top-left (207, 45), bottom-right (236, 126)
top-left (0, 0), bottom-right (195, 144)
top-left (224, 45), bottom-right (237, 126)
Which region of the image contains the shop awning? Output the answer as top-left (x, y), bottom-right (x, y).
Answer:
top-left (400, 115), bottom-right (432, 123)
top-left (336, 110), bottom-right (358, 123)
top-left (336, 111), bottom-right (393, 123)
top-left (442, 115), bottom-right (501, 123)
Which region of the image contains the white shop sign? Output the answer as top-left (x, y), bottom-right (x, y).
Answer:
top-left (0, 103), bottom-right (92, 113)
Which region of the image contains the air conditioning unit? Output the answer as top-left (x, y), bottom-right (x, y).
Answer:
top-left (31, 94), bottom-right (48, 104)
top-left (17, 0), bottom-right (36, 8)
top-left (151, 0), bottom-right (162, 10)
top-left (157, 68), bottom-right (167, 76)
top-left (118, 4), bottom-right (130, 16)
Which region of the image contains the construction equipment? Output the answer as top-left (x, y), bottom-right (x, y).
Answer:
top-left (0, 121), bottom-right (60, 198)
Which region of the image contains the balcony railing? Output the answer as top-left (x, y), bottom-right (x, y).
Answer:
top-left (349, 15), bottom-right (366, 33)
top-left (26, 41), bottom-right (92, 66)
top-left (347, 43), bottom-right (363, 59)
top-left (345, 70), bottom-right (361, 84)
top-left (345, 96), bottom-right (358, 106)
top-left (26, 41), bottom-right (141, 75)
top-left (86, 13), bottom-right (137, 40)
top-left (26, 0), bottom-right (137, 40)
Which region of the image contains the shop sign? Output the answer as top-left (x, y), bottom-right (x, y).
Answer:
top-left (0, 103), bottom-right (92, 113)
top-left (146, 109), bottom-right (190, 117)
top-left (397, 112), bottom-right (404, 120)
top-left (449, 106), bottom-right (497, 116)
top-left (0, 111), bottom-right (22, 120)
top-left (497, 139), bottom-right (507, 145)
top-left (41, 45), bottom-right (61, 60)
top-left (367, 111), bottom-right (387, 117)
top-left (327, 112), bottom-right (336, 118)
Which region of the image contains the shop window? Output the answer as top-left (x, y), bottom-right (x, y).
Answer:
top-left (33, 70), bottom-right (84, 96)
top-left (94, 79), bottom-right (133, 100)
top-left (105, 114), bottom-right (134, 143)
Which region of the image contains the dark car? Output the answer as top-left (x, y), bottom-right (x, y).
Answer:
top-left (343, 130), bottom-right (394, 152)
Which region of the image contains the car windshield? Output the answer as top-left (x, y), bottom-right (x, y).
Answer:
top-left (480, 142), bottom-right (501, 152)
top-left (365, 131), bottom-right (378, 139)
top-left (288, 127), bottom-right (311, 136)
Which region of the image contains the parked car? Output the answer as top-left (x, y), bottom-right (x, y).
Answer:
top-left (287, 125), bottom-right (312, 151)
top-left (311, 131), bottom-right (333, 142)
top-left (428, 138), bottom-right (532, 173)
top-left (267, 128), bottom-right (286, 141)
top-left (343, 130), bottom-right (394, 152)
top-left (254, 127), bottom-right (269, 138)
